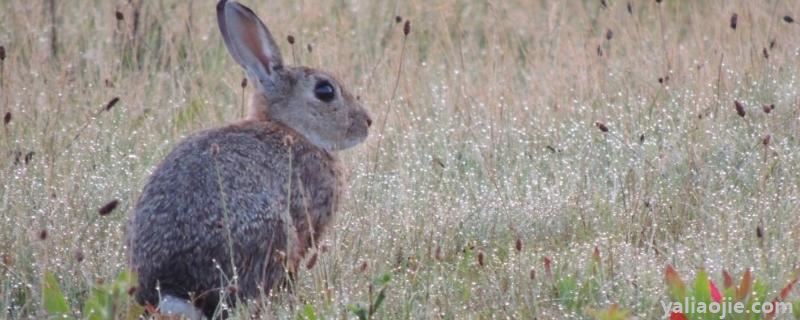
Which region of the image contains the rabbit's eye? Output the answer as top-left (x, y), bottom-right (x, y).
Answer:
top-left (313, 81), bottom-right (336, 102)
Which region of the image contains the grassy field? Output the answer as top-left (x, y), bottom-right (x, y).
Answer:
top-left (1, 0), bottom-right (800, 319)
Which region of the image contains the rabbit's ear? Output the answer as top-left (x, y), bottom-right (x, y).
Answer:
top-left (217, 0), bottom-right (284, 83)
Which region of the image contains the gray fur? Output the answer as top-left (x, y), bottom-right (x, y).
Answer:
top-left (127, 1), bottom-right (370, 318)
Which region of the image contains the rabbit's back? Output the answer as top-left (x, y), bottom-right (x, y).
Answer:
top-left (128, 120), bottom-right (342, 314)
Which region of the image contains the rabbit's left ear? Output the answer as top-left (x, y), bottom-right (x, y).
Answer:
top-left (217, 0), bottom-right (284, 82)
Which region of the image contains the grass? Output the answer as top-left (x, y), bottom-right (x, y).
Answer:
top-left (1, 0), bottom-right (800, 319)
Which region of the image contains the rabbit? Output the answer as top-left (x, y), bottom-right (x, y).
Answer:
top-left (126, 0), bottom-right (372, 318)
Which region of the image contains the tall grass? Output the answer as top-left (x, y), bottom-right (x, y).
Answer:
top-left (1, 0), bottom-right (799, 318)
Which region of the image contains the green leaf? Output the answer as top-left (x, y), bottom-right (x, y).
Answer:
top-left (347, 303), bottom-right (368, 320)
top-left (693, 269), bottom-right (711, 305)
top-left (302, 304), bottom-right (318, 320)
top-left (369, 287), bottom-right (387, 317)
top-left (372, 272), bottom-right (392, 287)
top-left (42, 271), bottom-right (71, 316)
top-left (82, 287), bottom-right (110, 320)
top-left (587, 304), bottom-right (630, 320)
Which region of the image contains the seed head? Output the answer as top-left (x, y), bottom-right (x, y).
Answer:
top-left (595, 121), bottom-right (609, 132)
top-left (627, 2), bottom-right (633, 14)
top-left (39, 229), bottom-right (48, 240)
top-left (104, 97), bottom-right (120, 112)
top-left (287, 35), bottom-right (295, 45)
top-left (115, 11), bottom-right (124, 21)
top-left (756, 225), bottom-right (763, 238)
top-left (98, 199), bottom-right (120, 216)
top-left (730, 13), bottom-right (738, 30)
top-left (0, 45), bottom-right (5, 61)
top-left (606, 29), bottom-right (613, 40)
top-left (395, 16), bottom-right (402, 23)
top-left (3, 112), bottom-right (10, 125)
top-left (514, 238), bottom-right (522, 253)
top-left (24, 152), bottom-right (34, 165)
top-left (74, 250), bottom-right (85, 263)
top-left (762, 135), bottom-right (771, 146)
top-left (784, 15), bottom-right (794, 23)
top-left (762, 104), bottom-right (773, 114)
top-left (529, 268), bottom-right (536, 280)
top-left (403, 20), bottom-right (411, 36)
top-left (307, 44), bottom-right (313, 53)
top-left (763, 48), bottom-right (769, 59)
top-left (543, 256), bottom-right (552, 276)
top-left (734, 100), bottom-right (746, 117)
top-left (476, 250), bottom-right (485, 267)
top-left (241, 77), bottom-right (247, 88)
top-left (2, 254), bottom-right (13, 267)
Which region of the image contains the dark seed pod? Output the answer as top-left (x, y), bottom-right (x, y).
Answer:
top-left (734, 100), bottom-right (746, 117)
top-left (543, 256), bottom-right (552, 275)
top-left (627, 2), bottom-right (633, 14)
top-left (762, 135), bottom-right (771, 146)
top-left (240, 77), bottom-right (247, 88)
top-left (476, 250), bottom-right (485, 267)
top-left (762, 104), bottom-right (772, 114)
top-left (98, 199), bottom-right (120, 216)
top-left (763, 48), bottom-right (769, 59)
top-left (600, 0), bottom-right (607, 9)
top-left (0, 45), bottom-right (5, 61)
top-left (606, 29), bottom-right (613, 40)
top-left (784, 16), bottom-right (794, 23)
top-left (595, 121), bottom-right (609, 132)
top-left (3, 112), bottom-right (10, 125)
top-left (756, 225), bottom-right (763, 238)
top-left (730, 13), bottom-right (738, 30)
top-left (115, 10), bottom-right (124, 21)
top-left (286, 35), bottom-right (295, 45)
top-left (39, 229), bottom-right (48, 240)
top-left (395, 16), bottom-right (402, 23)
top-left (307, 44), bottom-right (312, 53)
top-left (24, 152), bottom-right (34, 165)
top-left (515, 238), bottom-right (522, 253)
top-left (403, 20), bottom-right (410, 36)
top-left (769, 39), bottom-right (776, 49)
top-left (104, 97), bottom-right (120, 112)
top-left (74, 250), bottom-right (85, 263)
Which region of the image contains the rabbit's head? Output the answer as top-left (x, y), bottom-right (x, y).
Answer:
top-left (217, 0), bottom-right (371, 151)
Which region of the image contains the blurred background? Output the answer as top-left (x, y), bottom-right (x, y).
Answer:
top-left (1, 0), bottom-right (799, 318)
